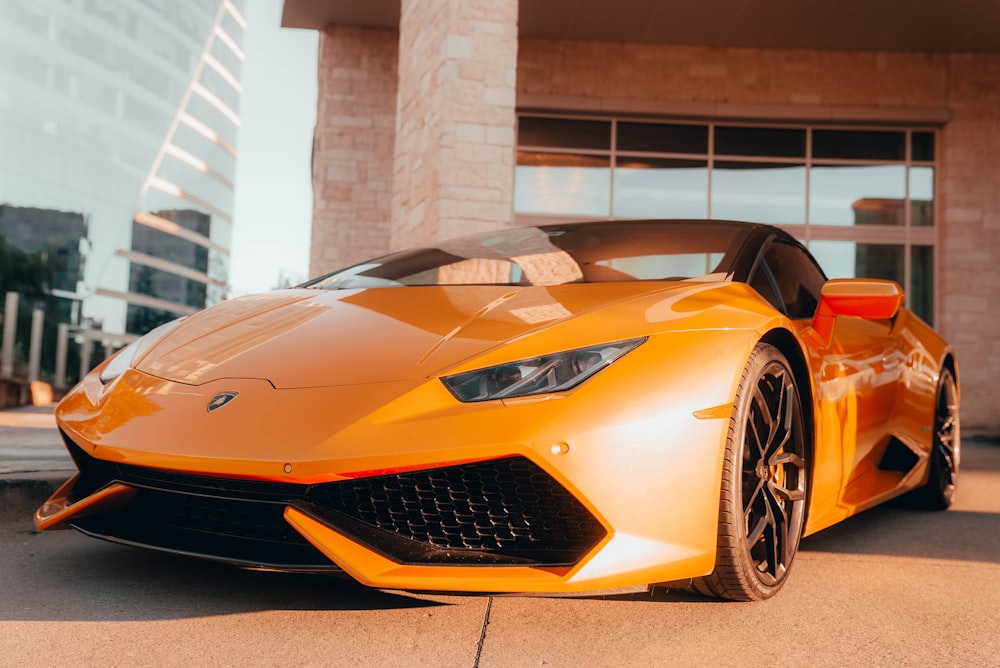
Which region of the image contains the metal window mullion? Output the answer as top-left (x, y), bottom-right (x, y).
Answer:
top-left (805, 127), bottom-right (812, 245)
top-left (903, 129), bottom-right (913, 311)
top-left (609, 118), bottom-right (616, 220)
top-left (707, 122), bottom-right (715, 219)
top-left (933, 128), bottom-right (942, 328)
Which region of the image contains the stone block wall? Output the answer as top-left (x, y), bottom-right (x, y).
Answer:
top-left (311, 26), bottom-right (398, 277)
top-left (519, 42), bottom-right (950, 109)
top-left (939, 54), bottom-right (1000, 432)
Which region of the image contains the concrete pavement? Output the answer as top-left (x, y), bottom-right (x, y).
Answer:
top-left (0, 407), bottom-right (998, 665)
top-left (0, 404), bottom-right (73, 523)
top-left (0, 404), bottom-right (71, 473)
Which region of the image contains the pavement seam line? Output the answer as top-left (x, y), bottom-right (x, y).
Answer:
top-left (473, 595), bottom-right (493, 668)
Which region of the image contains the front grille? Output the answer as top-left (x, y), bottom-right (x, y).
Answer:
top-left (62, 432), bottom-right (331, 569)
top-left (61, 431), bottom-right (605, 568)
top-left (306, 458), bottom-right (606, 564)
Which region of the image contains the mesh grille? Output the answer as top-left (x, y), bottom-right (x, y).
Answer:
top-left (306, 457), bottom-right (606, 563)
top-left (62, 432), bottom-right (604, 567)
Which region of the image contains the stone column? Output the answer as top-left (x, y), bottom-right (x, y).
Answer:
top-left (27, 307), bottom-right (44, 383)
top-left (391, 0), bottom-right (518, 250)
top-left (55, 323), bottom-right (70, 389)
top-left (310, 26), bottom-right (399, 277)
top-left (939, 54), bottom-right (1000, 432)
top-left (1, 292), bottom-right (18, 378)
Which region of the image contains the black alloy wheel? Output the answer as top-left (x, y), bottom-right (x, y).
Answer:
top-left (911, 367), bottom-right (960, 510)
top-left (690, 343), bottom-right (809, 601)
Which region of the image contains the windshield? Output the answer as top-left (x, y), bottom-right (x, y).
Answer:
top-left (305, 221), bottom-right (751, 289)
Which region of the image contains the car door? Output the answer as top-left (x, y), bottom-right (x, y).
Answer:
top-left (750, 238), bottom-right (905, 520)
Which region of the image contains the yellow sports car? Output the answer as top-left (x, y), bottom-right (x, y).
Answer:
top-left (36, 220), bottom-right (959, 601)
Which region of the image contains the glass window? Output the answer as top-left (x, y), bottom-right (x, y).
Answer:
top-left (513, 115), bottom-right (937, 321)
top-left (911, 132), bottom-right (935, 162)
top-left (910, 245), bottom-right (934, 325)
top-left (749, 265), bottom-right (782, 311)
top-left (910, 166), bottom-right (934, 227)
top-left (518, 117), bottom-right (610, 150)
top-left (809, 165), bottom-right (906, 226)
top-left (308, 221), bottom-right (749, 289)
top-left (808, 240), bottom-right (904, 284)
top-left (813, 129), bottom-right (906, 160)
top-left (617, 122), bottom-right (708, 154)
top-left (762, 241), bottom-right (826, 319)
top-left (715, 126), bottom-right (805, 158)
top-left (515, 152), bottom-right (611, 217)
top-left (613, 158), bottom-right (708, 219)
top-left (711, 162), bottom-right (806, 224)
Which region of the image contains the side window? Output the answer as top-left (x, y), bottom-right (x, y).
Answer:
top-left (762, 240), bottom-right (826, 319)
top-left (749, 265), bottom-right (783, 311)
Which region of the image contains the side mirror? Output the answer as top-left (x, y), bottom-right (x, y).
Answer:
top-left (811, 279), bottom-right (904, 345)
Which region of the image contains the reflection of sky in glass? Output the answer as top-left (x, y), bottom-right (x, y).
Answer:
top-left (910, 166), bottom-right (934, 200)
top-left (910, 166), bottom-right (935, 226)
top-left (515, 166), bottom-right (611, 216)
top-left (809, 240), bottom-right (857, 278)
top-left (613, 167), bottom-right (708, 218)
top-left (810, 165), bottom-right (905, 225)
top-left (711, 165), bottom-right (806, 224)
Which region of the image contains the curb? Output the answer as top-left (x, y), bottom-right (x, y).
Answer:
top-left (0, 472), bottom-right (72, 524)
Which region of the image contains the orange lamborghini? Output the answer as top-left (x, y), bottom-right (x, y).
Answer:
top-left (36, 220), bottom-right (959, 601)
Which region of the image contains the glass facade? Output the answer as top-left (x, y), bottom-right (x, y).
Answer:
top-left (0, 0), bottom-right (246, 369)
top-left (516, 115), bottom-right (938, 323)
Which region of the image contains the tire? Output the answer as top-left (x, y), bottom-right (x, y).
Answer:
top-left (909, 368), bottom-right (960, 511)
top-left (691, 343), bottom-right (809, 601)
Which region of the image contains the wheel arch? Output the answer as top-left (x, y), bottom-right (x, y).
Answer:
top-left (759, 328), bottom-right (814, 444)
top-left (759, 327), bottom-right (816, 513)
top-left (942, 352), bottom-right (958, 397)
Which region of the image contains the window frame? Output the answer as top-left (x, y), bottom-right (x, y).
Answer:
top-left (515, 113), bottom-right (939, 324)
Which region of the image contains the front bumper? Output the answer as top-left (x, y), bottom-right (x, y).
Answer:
top-left (38, 329), bottom-right (757, 592)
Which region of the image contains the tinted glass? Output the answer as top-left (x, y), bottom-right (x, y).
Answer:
top-left (911, 245), bottom-right (933, 324)
top-left (762, 241), bottom-right (826, 319)
top-left (308, 222), bottom-right (752, 288)
top-left (911, 132), bottom-right (935, 162)
top-left (749, 265), bottom-right (782, 311)
top-left (518, 117), bottom-right (611, 150)
top-left (813, 129), bottom-right (906, 160)
top-left (715, 126), bottom-right (806, 157)
top-left (617, 122), bottom-right (708, 154)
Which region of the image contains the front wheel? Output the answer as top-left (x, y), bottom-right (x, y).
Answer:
top-left (690, 343), bottom-right (809, 601)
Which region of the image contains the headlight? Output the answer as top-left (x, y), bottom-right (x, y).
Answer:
top-left (98, 317), bottom-right (185, 384)
top-left (441, 337), bottom-right (646, 402)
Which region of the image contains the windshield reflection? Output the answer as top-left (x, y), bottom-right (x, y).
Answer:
top-left (305, 221), bottom-right (750, 289)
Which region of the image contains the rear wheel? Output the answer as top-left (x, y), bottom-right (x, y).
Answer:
top-left (691, 343), bottom-right (809, 601)
top-left (910, 368), bottom-right (960, 511)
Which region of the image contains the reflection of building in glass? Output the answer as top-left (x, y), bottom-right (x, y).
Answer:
top-left (0, 0), bottom-right (246, 345)
top-left (0, 204), bottom-right (88, 383)
top-left (126, 209), bottom-right (227, 332)
top-left (0, 205), bottom-right (87, 299)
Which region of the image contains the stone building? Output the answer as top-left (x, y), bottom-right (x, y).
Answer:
top-left (281, 0), bottom-right (1000, 431)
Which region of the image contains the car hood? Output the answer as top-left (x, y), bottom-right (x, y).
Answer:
top-left (134, 282), bottom-right (714, 388)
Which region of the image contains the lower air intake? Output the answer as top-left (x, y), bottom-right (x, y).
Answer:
top-left (305, 457), bottom-right (606, 565)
